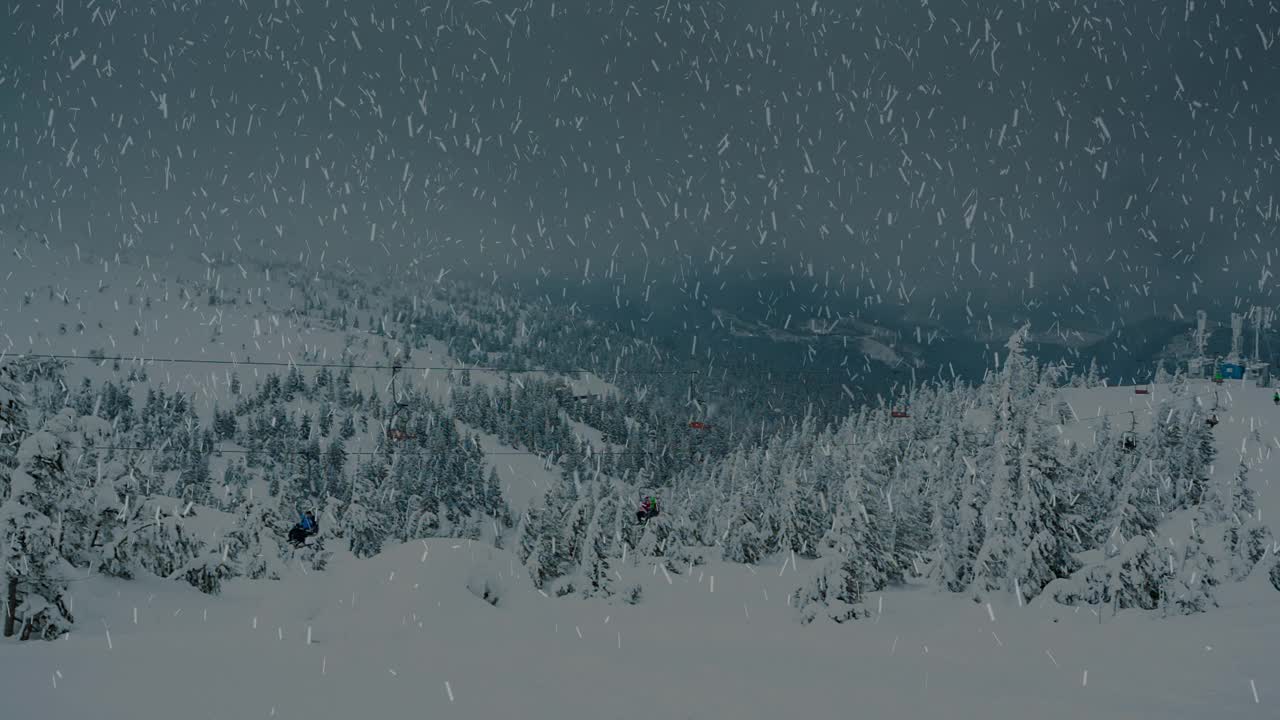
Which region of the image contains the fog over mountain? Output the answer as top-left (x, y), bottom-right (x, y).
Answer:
top-left (3, 0), bottom-right (1278, 344)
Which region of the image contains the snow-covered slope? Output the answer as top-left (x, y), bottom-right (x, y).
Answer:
top-left (1, 249), bottom-right (1276, 719)
top-left (1, 533), bottom-right (1273, 720)
top-left (1058, 379), bottom-right (1280, 554)
top-left (0, 246), bottom-right (617, 514)
top-left (1, 379), bottom-right (1276, 719)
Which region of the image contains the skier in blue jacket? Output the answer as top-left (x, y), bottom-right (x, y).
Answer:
top-left (288, 510), bottom-right (318, 546)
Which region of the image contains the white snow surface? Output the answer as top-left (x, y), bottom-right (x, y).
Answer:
top-left (0, 380), bottom-right (1277, 719)
top-left (0, 538), bottom-right (1274, 720)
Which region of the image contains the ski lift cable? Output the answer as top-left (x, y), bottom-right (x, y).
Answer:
top-left (37, 436), bottom-right (925, 460)
top-left (8, 352), bottom-right (883, 377)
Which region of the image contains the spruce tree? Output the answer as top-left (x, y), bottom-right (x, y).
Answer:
top-left (580, 483), bottom-right (621, 598)
top-left (1161, 516), bottom-right (1218, 616)
top-left (343, 460), bottom-right (389, 558)
top-left (794, 504), bottom-right (874, 624)
top-left (1223, 462), bottom-right (1270, 580)
top-left (2, 433), bottom-right (74, 639)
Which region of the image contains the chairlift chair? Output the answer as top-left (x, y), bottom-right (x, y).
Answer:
top-left (891, 410), bottom-right (910, 419)
top-left (385, 358), bottom-right (416, 441)
top-left (636, 489), bottom-right (661, 524)
top-left (1121, 411), bottom-right (1138, 451)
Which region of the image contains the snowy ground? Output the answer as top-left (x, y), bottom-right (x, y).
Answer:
top-left (1, 379), bottom-right (1276, 720)
top-left (1, 249), bottom-right (1276, 719)
top-left (0, 537), bottom-right (1274, 720)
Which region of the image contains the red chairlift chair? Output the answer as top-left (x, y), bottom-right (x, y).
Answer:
top-left (387, 427), bottom-right (416, 442)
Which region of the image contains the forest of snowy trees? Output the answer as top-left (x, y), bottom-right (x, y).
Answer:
top-left (511, 327), bottom-right (1279, 623)
top-left (3, 278), bottom-right (1279, 643)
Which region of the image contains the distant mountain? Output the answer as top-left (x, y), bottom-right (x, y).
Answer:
top-left (1072, 314), bottom-right (1280, 383)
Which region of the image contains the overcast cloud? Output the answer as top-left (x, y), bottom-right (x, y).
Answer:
top-left (2, 1), bottom-right (1277, 332)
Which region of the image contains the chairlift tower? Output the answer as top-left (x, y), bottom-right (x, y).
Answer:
top-left (1247, 306), bottom-right (1273, 386)
top-left (1189, 310), bottom-right (1210, 378)
top-left (1229, 312), bottom-right (1245, 364)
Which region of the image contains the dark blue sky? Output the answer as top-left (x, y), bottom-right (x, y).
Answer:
top-left (2, 1), bottom-right (1278, 333)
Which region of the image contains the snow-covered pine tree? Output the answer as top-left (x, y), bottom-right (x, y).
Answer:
top-left (779, 465), bottom-right (827, 559)
top-left (343, 459), bottom-right (390, 558)
top-left (482, 466), bottom-right (511, 530)
top-left (516, 506), bottom-right (549, 588)
top-left (721, 488), bottom-right (765, 565)
top-left (562, 473), bottom-right (596, 571)
top-left (516, 471), bottom-right (579, 588)
top-left (318, 402), bottom-right (334, 437)
top-left (1085, 358), bottom-right (1102, 388)
top-left (174, 538), bottom-right (238, 595)
top-left (971, 337), bottom-right (1079, 601)
top-left (930, 438), bottom-right (987, 592)
top-left (1007, 388), bottom-right (1083, 598)
top-left (2, 433), bottom-right (74, 639)
top-left (579, 482), bottom-right (621, 598)
top-left (0, 362), bottom-right (28, 476)
top-left (1046, 534), bottom-right (1166, 614)
top-left (175, 444), bottom-right (216, 507)
top-left (1161, 515), bottom-right (1218, 616)
top-left (386, 445), bottom-right (430, 542)
top-left (221, 501), bottom-right (292, 580)
top-left (1223, 461), bottom-right (1270, 581)
top-left (793, 503), bottom-right (873, 624)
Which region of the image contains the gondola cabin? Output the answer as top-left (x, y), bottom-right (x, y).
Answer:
top-left (1134, 387), bottom-right (1150, 395)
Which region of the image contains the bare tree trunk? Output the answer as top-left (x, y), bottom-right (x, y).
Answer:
top-left (4, 576), bottom-right (17, 638)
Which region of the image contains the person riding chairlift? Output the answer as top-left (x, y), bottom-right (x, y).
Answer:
top-left (1206, 413), bottom-right (1220, 429)
top-left (288, 510), bottom-right (319, 547)
top-left (636, 496), bottom-right (659, 524)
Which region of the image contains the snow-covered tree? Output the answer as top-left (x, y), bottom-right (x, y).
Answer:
top-left (1161, 516), bottom-right (1218, 616)
top-left (174, 540), bottom-right (238, 595)
top-left (779, 466), bottom-right (828, 559)
top-left (2, 433), bottom-right (74, 639)
top-left (579, 482), bottom-right (622, 598)
top-left (343, 460), bottom-right (389, 558)
top-left (721, 489), bottom-right (765, 565)
top-left (517, 472), bottom-right (579, 588)
top-left (221, 501), bottom-right (292, 581)
top-left (0, 363), bottom-right (27, 477)
top-left (1222, 462), bottom-right (1270, 581)
top-left (1047, 536), bottom-right (1168, 614)
top-left (794, 504), bottom-right (874, 624)
top-left (970, 346), bottom-right (1079, 601)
